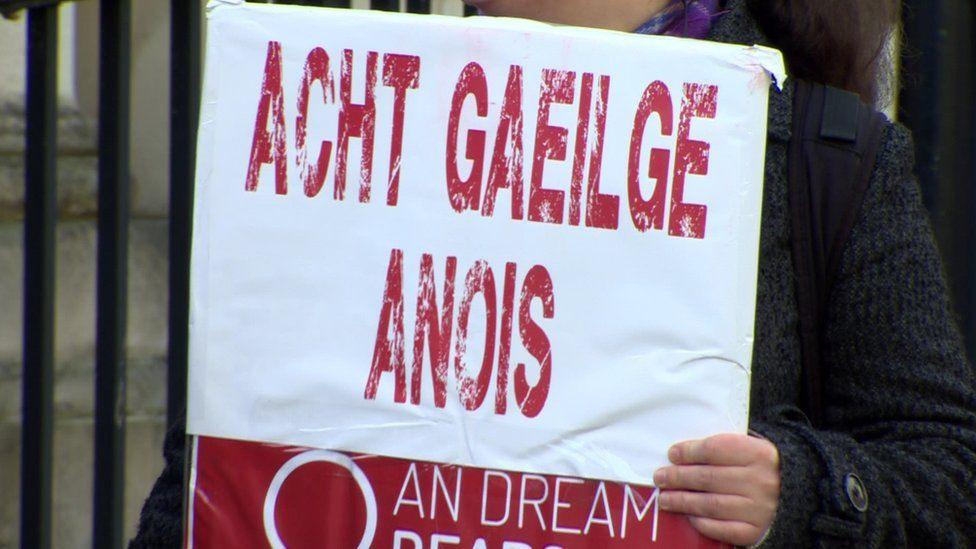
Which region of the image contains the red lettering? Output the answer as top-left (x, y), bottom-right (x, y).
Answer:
top-left (454, 260), bottom-right (497, 411)
top-left (337, 49), bottom-right (378, 202)
top-left (410, 254), bottom-right (456, 408)
top-left (367, 251), bottom-right (555, 418)
top-left (382, 53), bottom-right (421, 206)
top-left (571, 73), bottom-right (619, 230)
top-left (244, 41), bottom-right (288, 194)
top-left (515, 265), bottom-right (554, 418)
top-left (295, 47), bottom-right (334, 198)
top-left (528, 69), bottom-right (575, 225)
top-left (365, 248), bottom-right (407, 403)
top-left (669, 83), bottom-right (717, 239)
top-left (568, 73), bottom-right (592, 227)
top-left (482, 65), bottom-right (525, 220)
top-left (495, 262), bottom-right (517, 414)
top-left (584, 74), bottom-right (618, 230)
top-left (628, 81), bottom-right (673, 232)
top-left (446, 62), bottom-right (488, 213)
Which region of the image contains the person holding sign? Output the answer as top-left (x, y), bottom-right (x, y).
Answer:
top-left (132, 0), bottom-right (976, 548)
top-left (460, 0), bottom-right (975, 547)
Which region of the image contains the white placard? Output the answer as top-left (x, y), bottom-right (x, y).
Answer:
top-left (188, 0), bottom-right (783, 485)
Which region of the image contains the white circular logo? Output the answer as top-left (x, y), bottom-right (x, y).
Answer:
top-left (263, 450), bottom-right (378, 549)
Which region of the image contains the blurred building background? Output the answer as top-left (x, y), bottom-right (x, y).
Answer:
top-left (0, 0), bottom-right (972, 547)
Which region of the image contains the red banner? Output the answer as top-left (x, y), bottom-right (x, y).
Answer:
top-left (188, 435), bottom-right (728, 549)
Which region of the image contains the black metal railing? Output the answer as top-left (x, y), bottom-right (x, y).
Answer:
top-left (10, 1), bottom-right (474, 547)
top-left (21, 6), bottom-right (57, 549)
top-left (10, 0), bottom-right (972, 547)
top-left (93, 1), bottom-right (131, 547)
top-left (167, 0), bottom-right (201, 437)
top-left (899, 0), bottom-right (976, 358)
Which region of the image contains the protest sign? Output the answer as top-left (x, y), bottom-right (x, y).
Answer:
top-left (188, 436), bottom-right (725, 548)
top-left (186, 1), bottom-right (783, 546)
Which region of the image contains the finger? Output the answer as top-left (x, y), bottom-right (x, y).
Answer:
top-left (653, 465), bottom-right (753, 495)
top-left (658, 490), bottom-right (758, 522)
top-left (687, 516), bottom-right (764, 547)
top-left (669, 434), bottom-right (776, 466)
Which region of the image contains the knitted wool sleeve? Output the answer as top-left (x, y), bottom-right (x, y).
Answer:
top-left (751, 122), bottom-right (976, 548)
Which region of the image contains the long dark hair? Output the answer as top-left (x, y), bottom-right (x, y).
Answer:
top-left (746, 0), bottom-right (900, 105)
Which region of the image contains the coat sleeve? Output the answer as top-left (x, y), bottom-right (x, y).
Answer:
top-left (129, 416), bottom-right (186, 548)
top-left (751, 122), bottom-right (976, 548)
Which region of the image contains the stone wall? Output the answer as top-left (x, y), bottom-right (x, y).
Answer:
top-left (0, 102), bottom-right (171, 548)
top-left (2, 2), bottom-right (183, 546)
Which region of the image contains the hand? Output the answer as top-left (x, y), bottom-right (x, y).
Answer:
top-left (653, 434), bottom-right (781, 546)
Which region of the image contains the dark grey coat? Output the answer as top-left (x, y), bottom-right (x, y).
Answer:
top-left (709, 1), bottom-right (976, 547)
top-left (131, 1), bottom-right (976, 547)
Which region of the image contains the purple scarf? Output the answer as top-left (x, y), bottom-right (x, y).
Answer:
top-left (634, 0), bottom-right (724, 39)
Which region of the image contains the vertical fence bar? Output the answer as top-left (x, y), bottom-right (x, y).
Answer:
top-left (168, 0), bottom-right (201, 430)
top-left (21, 6), bottom-right (58, 549)
top-left (321, 0), bottom-right (351, 6)
top-left (971, 8), bottom-right (976, 360)
top-left (954, 2), bottom-right (976, 362)
top-left (93, 0), bottom-right (131, 547)
top-left (464, 4), bottom-right (476, 16)
top-left (406, 0), bottom-right (430, 13)
top-left (900, 0), bottom-right (976, 362)
top-left (370, 0), bottom-right (399, 11)
top-left (899, 0), bottom-right (942, 214)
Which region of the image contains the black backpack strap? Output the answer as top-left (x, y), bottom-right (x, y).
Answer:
top-left (789, 80), bottom-right (887, 427)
